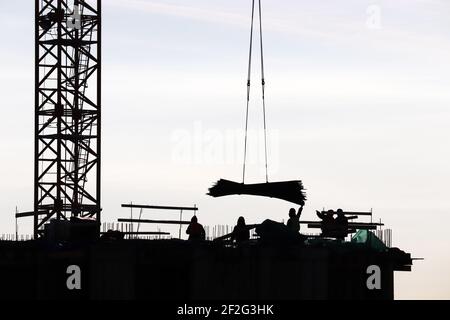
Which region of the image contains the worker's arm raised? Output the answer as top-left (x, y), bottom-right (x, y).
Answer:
top-left (297, 205), bottom-right (304, 218)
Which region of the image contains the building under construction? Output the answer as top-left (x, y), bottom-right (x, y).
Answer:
top-left (0, 0), bottom-right (413, 300)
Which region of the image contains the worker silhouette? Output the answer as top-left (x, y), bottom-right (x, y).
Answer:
top-left (231, 216), bottom-right (250, 244)
top-left (287, 205), bottom-right (303, 233)
top-left (186, 216), bottom-right (206, 241)
top-left (334, 208), bottom-right (349, 240)
top-left (316, 209), bottom-right (335, 237)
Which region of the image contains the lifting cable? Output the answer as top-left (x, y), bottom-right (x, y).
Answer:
top-left (242, 0), bottom-right (269, 183)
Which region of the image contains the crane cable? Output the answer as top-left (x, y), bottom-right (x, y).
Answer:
top-left (258, 0), bottom-right (269, 184)
top-left (242, 0), bottom-right (269, 183)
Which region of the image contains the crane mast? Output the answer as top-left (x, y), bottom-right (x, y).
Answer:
top-left (34, 0), bottom-right (101, 238)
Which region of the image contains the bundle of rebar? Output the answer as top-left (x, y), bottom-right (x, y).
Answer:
top-left (207, 179), bottom-right (306, 205)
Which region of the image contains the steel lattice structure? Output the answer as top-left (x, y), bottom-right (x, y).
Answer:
top-left (34, 0), bottom-right (101, 237)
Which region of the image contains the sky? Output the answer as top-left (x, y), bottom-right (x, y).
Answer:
top-left (0, 0), bottom-right (450, 299)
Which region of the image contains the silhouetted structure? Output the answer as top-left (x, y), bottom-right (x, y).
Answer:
top-left (0, 236), bottom-right (412, 300)
top-left (256, 220), bottom-right (306, 244)
top-left (27, 0), bottom-right (102, 239)
top-left (3, 0), bottom-right (414, 302)
top-left (119, 203), bottom-right (198, 239)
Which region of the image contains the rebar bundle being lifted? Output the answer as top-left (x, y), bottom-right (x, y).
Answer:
top-left (207, 179), bottom-right (306, 206)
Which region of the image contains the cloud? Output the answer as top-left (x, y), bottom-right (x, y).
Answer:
top-left (107, 0), bottom-right (249, 28)
top-left (105, 0), bottom-right (351, 40)
top-left (105, 0), bottom-right (450, 63)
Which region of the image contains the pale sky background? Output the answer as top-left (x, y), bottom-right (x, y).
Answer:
top-left (0, 0), bottom-right (449, 299)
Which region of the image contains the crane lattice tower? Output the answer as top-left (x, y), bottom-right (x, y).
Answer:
top-left (34, 0), bottom-right (101, 238)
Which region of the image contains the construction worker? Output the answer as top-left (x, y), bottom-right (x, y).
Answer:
top-left (287, 205), bottom-right (303, 233)
top-left (316, 210), bottom-right (335, 237)
top-left (186, 216), bottom-right (206, 241)
top-left (335, 208), bottom-right (349, 240)
top-left (231, 216), bottom-right (250, 244)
